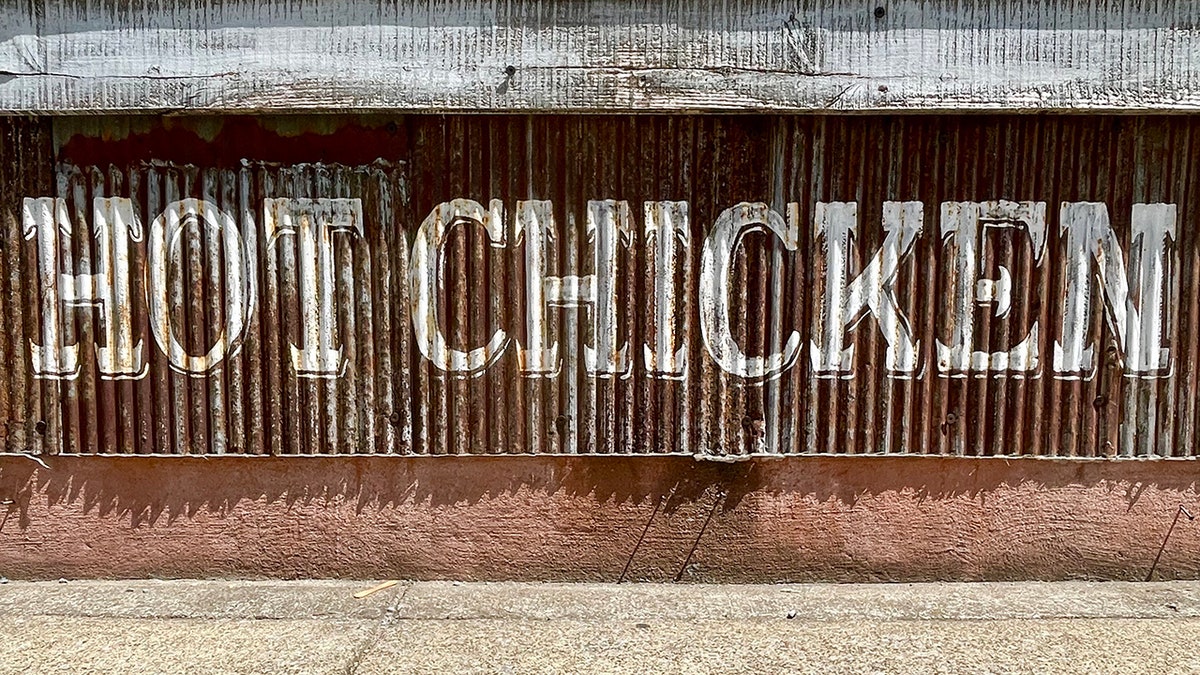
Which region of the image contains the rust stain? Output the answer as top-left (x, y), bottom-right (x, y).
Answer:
top-left (55, 117), bottom-right (411, 168)
top-left (0, 114), bottom-right (1196, 457)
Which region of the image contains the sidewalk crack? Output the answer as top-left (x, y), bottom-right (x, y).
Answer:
top-left (344, 583), bottom-right (408, 675)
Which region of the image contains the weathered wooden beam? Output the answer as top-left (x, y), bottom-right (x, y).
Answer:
top-left (0, 0), bottom-right (1198, 113)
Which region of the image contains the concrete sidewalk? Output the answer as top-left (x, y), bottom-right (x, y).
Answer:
top-left (1, 580), bottom-right (1199, 674)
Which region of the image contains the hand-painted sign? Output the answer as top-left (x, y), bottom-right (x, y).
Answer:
top-left (23, 194), bottom-right (1174, 383)
top-left (5, 115), bottom-right (1195, 458)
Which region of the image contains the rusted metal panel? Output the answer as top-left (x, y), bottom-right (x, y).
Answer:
top-left (0, 117), bottom-right (54, 455)
top-left (1, 114), bottom-right (1198, 457)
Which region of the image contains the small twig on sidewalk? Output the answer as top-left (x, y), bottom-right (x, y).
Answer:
top-left (1147, 505), bottom-right (1195, 582)
top-left (674, 489), bottom-right (726, 582)
top-left (353, 580), bottom-right (400, 599)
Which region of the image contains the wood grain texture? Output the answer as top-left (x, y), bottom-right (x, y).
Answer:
top-left (0, 0), bottom-right (1198, 113)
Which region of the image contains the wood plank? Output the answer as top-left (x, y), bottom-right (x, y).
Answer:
top-left (0, 1), bottom-right (1198, 113)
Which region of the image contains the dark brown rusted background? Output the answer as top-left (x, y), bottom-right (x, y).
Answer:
top-left (1, 114), bottom-right (1196, 457)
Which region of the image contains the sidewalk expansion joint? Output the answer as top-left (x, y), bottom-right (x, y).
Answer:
top-left (343, 583), bottom-right (408, 675)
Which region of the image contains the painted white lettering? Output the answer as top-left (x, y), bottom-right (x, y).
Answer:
top-left (515, 200), bottom-right (558, 376)
top-left (147, 199), bottom-right (254, 375)
top-left (266, 198), bottom-right (363, 377)
top-left (515, 200), bottom-right (635, 378)
top-left (584, 200), bottom-right (634, 376)
top-left (810, 201), bottom-right (922, 378)
top-left (408, 199), bottom-right (508, 376)
top-left (937, 200), bottom-right (1046, 376)
top-left (22, 197), bottom-right (146, 380)
top-left (1054, 202), bottom-right (1176, 379)
top-left (644, 201), bottom-right (690, 379)
top-left (700, 202), bottom-right (800, 381)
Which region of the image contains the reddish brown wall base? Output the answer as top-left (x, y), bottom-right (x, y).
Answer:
top-left (0, 455), bottom-right (1197, 582)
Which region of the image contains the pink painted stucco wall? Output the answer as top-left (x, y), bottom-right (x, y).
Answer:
top-left (0, 456), bottom-right (1196, 581)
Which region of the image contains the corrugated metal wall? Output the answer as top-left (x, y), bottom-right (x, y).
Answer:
top-left (1, 114), bottom-right (1197, 457)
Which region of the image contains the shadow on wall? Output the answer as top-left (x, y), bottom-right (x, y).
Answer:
top-left (0, 454), bottom-right (1197, 531)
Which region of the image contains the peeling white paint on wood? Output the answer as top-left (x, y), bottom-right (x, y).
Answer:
top-left (1, 0), bottom-right (1198, 113)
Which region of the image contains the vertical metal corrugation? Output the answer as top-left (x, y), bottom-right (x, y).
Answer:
top-left (0, 118), bottom-right (54, 454)
top-left (14, 160), bottom-right (407, 455)
top-left (763, 115), bottom-right (1194, 459)
top-left (3, 114), bottom-right (1198, 457)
